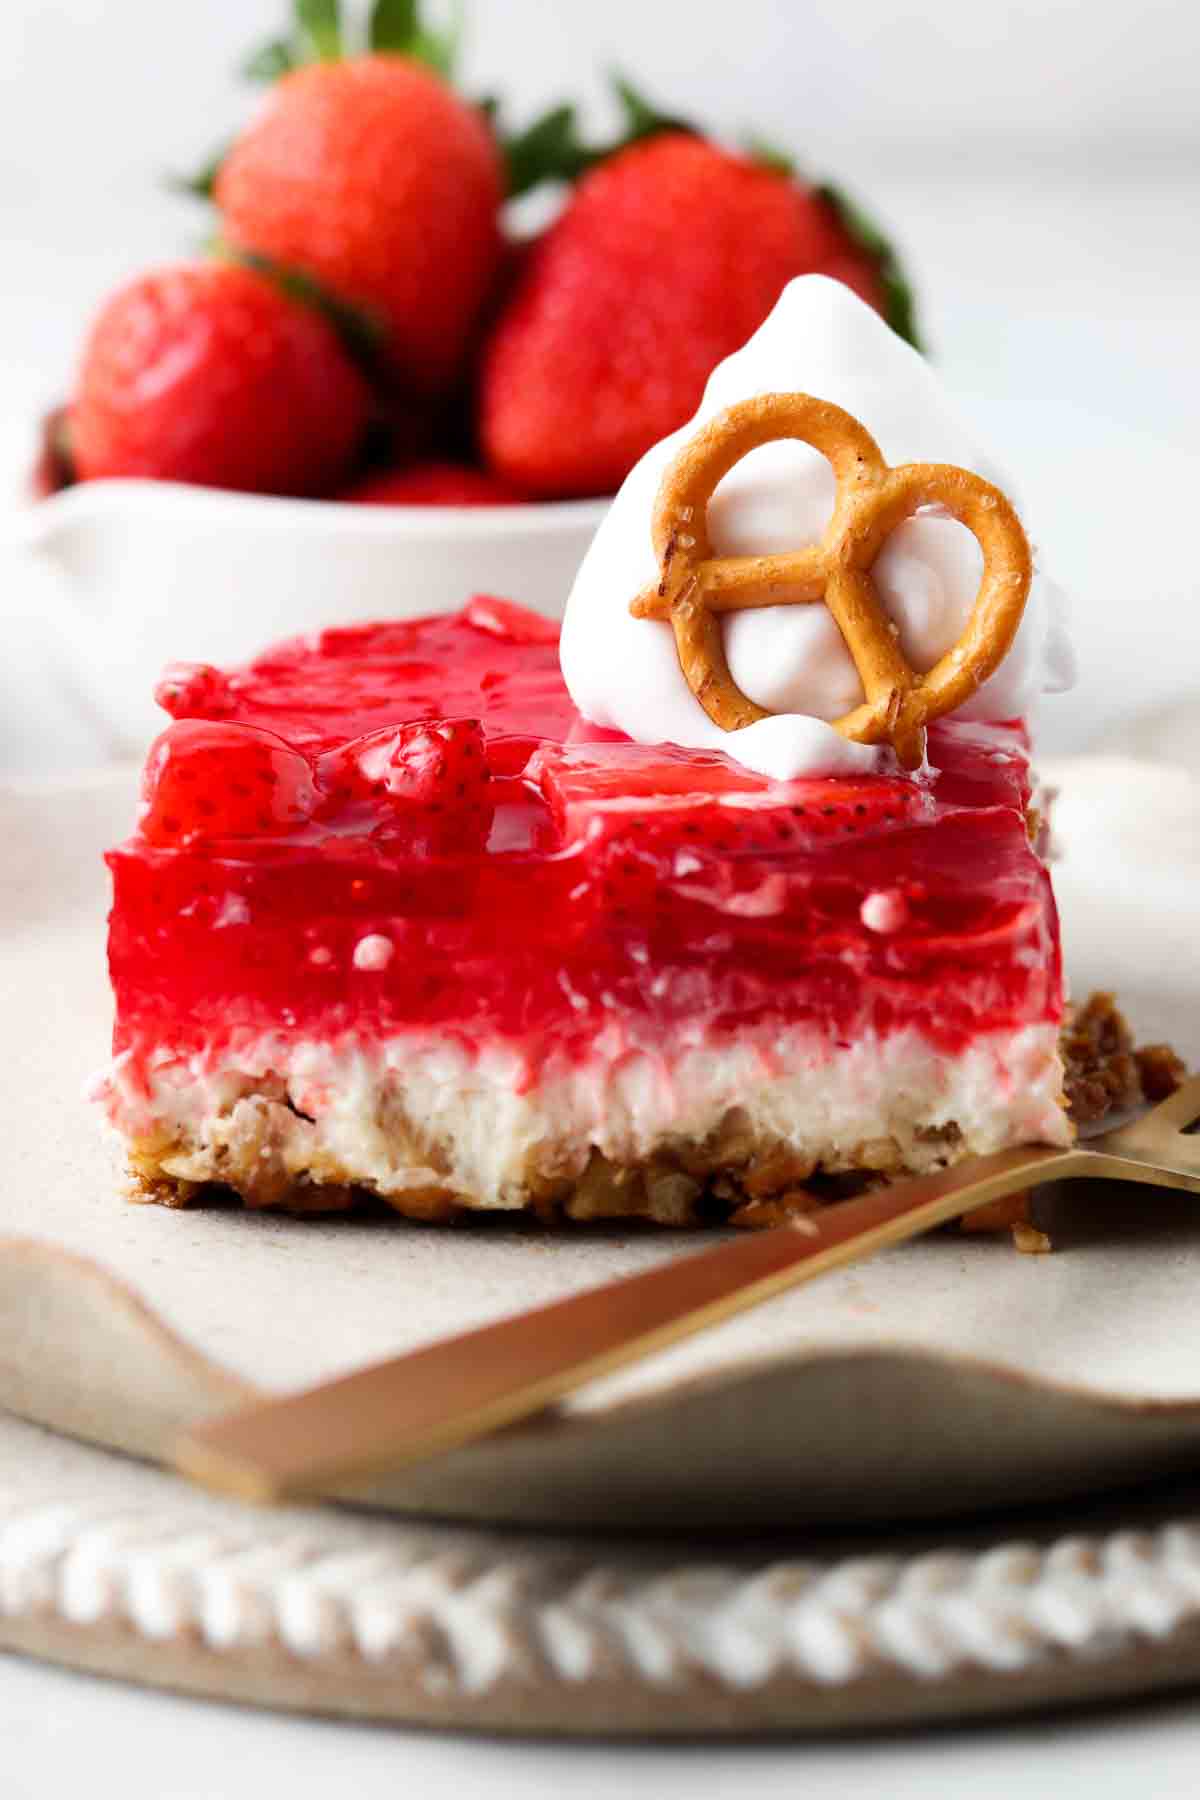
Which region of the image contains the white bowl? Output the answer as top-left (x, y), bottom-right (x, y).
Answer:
top-left (7, 480), bottom-right (606, 759)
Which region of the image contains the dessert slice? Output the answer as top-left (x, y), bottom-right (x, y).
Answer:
top-left (99, 596), bottom-right (1069, 1225)
top-left (98, 279), bottom-right (1086, 1228)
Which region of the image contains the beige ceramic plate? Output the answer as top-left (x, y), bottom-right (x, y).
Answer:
top-left (1, 757), bottom-right (1199, 1532)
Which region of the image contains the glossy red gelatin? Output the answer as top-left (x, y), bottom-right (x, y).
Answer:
top-left (107, 598), bottom-right (1062, 1071)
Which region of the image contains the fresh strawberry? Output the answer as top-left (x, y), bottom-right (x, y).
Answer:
top-left (479, 134), bottom-right (900, 498)
top-left (337, 461), bottom-right (524, 506)
top-left (215, 56), bottom-right (503, 393)
top-left (139, 721), bottom-right (317, 846)
top-left (70, 263), bottom-right (370, 495)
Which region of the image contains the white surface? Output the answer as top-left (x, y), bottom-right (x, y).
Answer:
top-left (0, 1654), bottom-right (1196, 1800)
top-left (5, 0), bottom-right (1200, 209)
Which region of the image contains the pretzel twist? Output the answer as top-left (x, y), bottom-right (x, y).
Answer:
top-left (630, 393), bottom-right (1032, 769)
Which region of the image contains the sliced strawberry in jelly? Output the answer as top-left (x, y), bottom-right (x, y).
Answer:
top-left (138, 721), bottom-right (317, 847)
top-left (532, 740), bottom-right (766, 819)
top-left (154, 662), bottom-right (236, 720)
top-left (314, 718), bottom-right (494, 853)
top-left (532, 741), bottom-right (930, 853)
top-left (589, 838), bottom-right (663, 922)
top-left (317, 719), bottom-right (490, 808)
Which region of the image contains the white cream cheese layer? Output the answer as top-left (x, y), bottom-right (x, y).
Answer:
top-left (98, 1021), bottom-right (1070, 1209)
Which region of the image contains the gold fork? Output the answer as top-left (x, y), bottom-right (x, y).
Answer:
top-left (175, 1075), bottom-right (1200, 1505)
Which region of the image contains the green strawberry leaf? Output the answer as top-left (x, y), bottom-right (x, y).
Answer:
top-left (815, 182), bottom-right (924, 352)
top-left (170, 146), bottom-right (229, 200)
top-left (369, 0), bottom-right (464, 76)
top-left (294, 0), bottom-right (342, 62)
top-left (368, 0), bottom-right (464, 76)
top-left (241, 36), bottom-right (300, 81)
top-left (502, 103), bottom-right (592, 197)
top-left (408, 27), bottom-right (453, 76)
top-left (368, 0), bottom-right (419, 50)
top-left (610, 72), bottom-right (693, 144)
top-left (744, 134), bottom-right (796, 178)
top-left (492, 73), bottom-right (692, 199)
top-left (410, 0), bottom-right (465, 78)
top-left (217, 242), bottom-right (388, 371)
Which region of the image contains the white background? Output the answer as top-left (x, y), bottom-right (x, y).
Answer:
top-left (3, 1), bottom-right (1200, 1788)
top-left (4, 0), bottom-right (1200, 412)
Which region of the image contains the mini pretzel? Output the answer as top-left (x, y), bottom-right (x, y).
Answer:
top-left (630, 393), bottom-right (1032, 769)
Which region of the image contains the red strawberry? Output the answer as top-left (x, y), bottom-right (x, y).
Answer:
top-left (139, 721), bottom-right (317, 846)
top-left (215, 57), bottom-right (504, 393)
top-left (479, 134), bottom-right (895, 498)
top-left (337, 461), bottom-right (524, 506)
top-left (70, 263), bottom-right (370, 495)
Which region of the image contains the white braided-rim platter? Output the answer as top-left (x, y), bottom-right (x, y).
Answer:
top-left (2, 751), bottom-right (1200, 1728)
top-left (7, 1407), bottom-right (1200, 1733)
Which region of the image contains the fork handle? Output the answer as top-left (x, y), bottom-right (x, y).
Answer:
top-left (175, 1143), bottom-right (1078, 1504)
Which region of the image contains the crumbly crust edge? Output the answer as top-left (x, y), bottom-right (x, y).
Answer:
top-left (114, 994), bottom-right (1185, 1251)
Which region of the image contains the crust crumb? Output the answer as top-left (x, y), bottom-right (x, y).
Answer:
top-left (1136, 1040), bottom-right (1189, 1102)
top-left (1061, 991), bottom-right (1143, 1124)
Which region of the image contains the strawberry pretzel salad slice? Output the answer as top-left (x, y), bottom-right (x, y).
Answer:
top-left (95, 280), bottom-right (1178, 1240)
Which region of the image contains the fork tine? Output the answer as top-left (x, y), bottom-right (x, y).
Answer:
top-left (1141, 1072), bottom-right (1200, 1135)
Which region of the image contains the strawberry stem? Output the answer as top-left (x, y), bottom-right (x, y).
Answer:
top-left (368, 0), bottom-right (419, 51)
top-left (369, 0), bottom-right (463, 76)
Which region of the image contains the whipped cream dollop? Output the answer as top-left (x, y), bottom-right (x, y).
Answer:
top-left (560, 277), bottom-right (1075, 780)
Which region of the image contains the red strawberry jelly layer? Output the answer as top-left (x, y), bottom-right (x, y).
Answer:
top-left (107, 598), bottom-right (1062, 1072)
